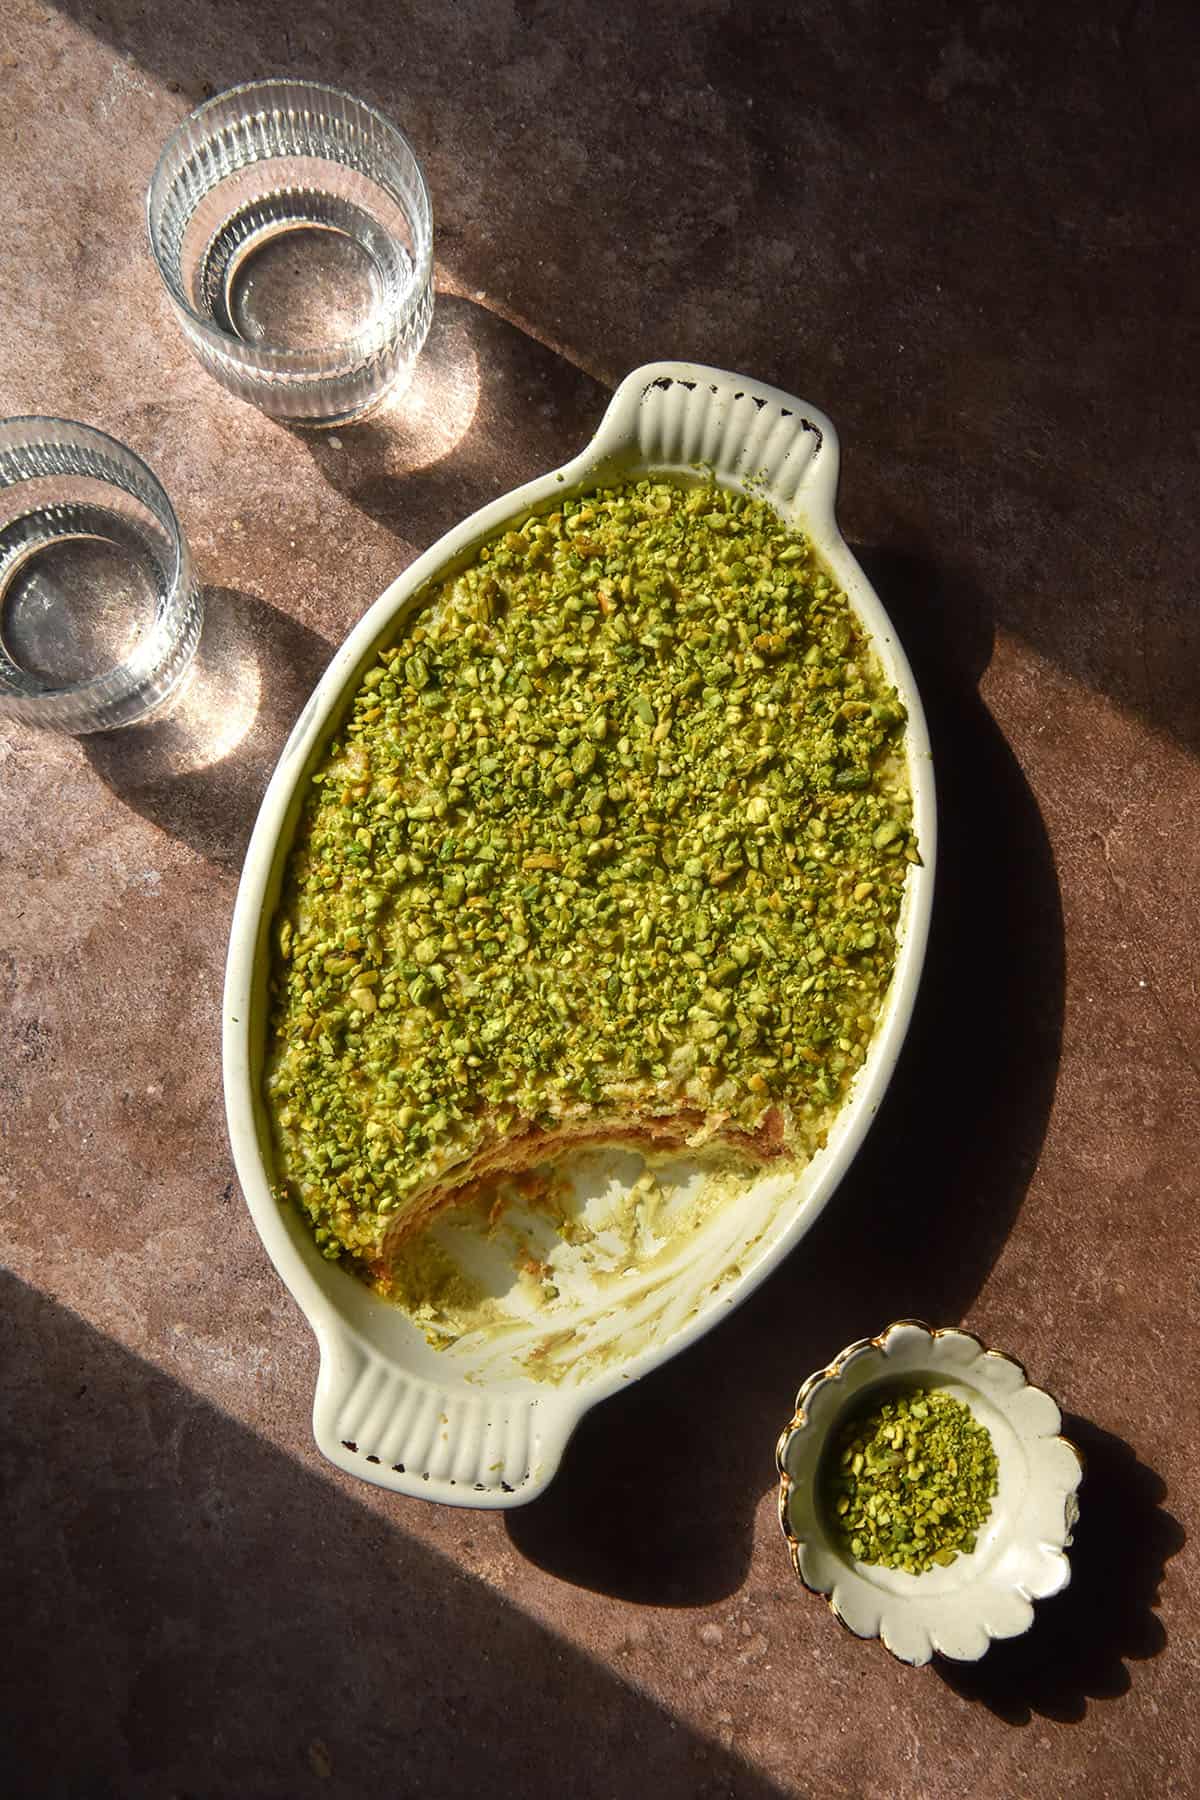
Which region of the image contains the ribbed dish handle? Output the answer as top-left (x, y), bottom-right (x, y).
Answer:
top-left (311, 1318), bottom-right (580, 1508)
top-left (586, 361), bottom-right (841, 531)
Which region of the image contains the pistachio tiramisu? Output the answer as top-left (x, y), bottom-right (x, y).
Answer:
top-left (265, 477), bottom-right (917, 1287)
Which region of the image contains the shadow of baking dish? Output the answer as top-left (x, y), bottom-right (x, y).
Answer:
top-left (506, 546), bottom-right (1066, 1605)
top-left (299, 287), bottom-right (482, 475)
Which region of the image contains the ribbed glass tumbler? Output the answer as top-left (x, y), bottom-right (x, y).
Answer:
top-left (147, 79), bottom-right (434, 426)
top-left (0, 418), bottom-right (202, 734)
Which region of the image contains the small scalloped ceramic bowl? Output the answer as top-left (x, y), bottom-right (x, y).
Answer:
top-left (776, 1320), bottom-right (1083, 1665)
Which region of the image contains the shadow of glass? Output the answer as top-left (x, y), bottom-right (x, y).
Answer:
top-left (507, 549), bottom-right (1065, 1605)
top-left (83, 586), bottom-right (333, 870)
top-left (298, 294), bottom-right (484, 480)
top-left (0, 1270), bottom-right (787, 1800)
top-left (936, 1415), bottom-right (1184, 1723)
top-left (302, 293), bottom-right (610, 551)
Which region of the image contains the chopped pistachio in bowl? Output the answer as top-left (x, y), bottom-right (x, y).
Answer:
top-left (776, 1320), bottom-right (1084, 1665)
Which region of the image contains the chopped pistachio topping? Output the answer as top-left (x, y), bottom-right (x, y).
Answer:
top-left (265, 476), bottom-right (916, 1272)
top-left (824, 1388), bottom-right (999, 1574)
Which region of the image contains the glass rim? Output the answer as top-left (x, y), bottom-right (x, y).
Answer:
top-left (146, 76), bottom-right (435, 368)
top-left (0, 415), bottom-right (196, 725)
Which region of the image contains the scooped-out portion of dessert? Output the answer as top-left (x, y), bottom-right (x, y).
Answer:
top-left (264, 475), bottom-right (917, 1292)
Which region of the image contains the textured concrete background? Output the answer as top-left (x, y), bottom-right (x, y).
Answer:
top-left (1, 1), bottom-right (1196, 1795)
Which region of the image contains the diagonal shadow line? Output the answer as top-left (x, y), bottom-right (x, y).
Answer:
top-left (40, 0), bottom-right (1200, 763)
top-left (0, 1269), bottom-right (789, 1800)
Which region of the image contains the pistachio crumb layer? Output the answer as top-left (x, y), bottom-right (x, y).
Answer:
top-left (825, 1388), bottom-right (1000, 1573)
top-left (265, 475), bottom-right (916, 1278)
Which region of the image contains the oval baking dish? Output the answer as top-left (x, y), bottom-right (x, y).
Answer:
top-left (223, 361), bottom-right (936, 1507)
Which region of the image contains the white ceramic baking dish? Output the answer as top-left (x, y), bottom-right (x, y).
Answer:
top-left (223, 361), bottom-right (936, 1507)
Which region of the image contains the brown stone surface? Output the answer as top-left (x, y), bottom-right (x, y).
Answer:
top-left (1, 1), bottom-right (1196, 1794)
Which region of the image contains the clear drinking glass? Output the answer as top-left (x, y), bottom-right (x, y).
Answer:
top-left (0, 418), bottom-right (202, 734)
top-left (147, 79), bottom-right (435, 426)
